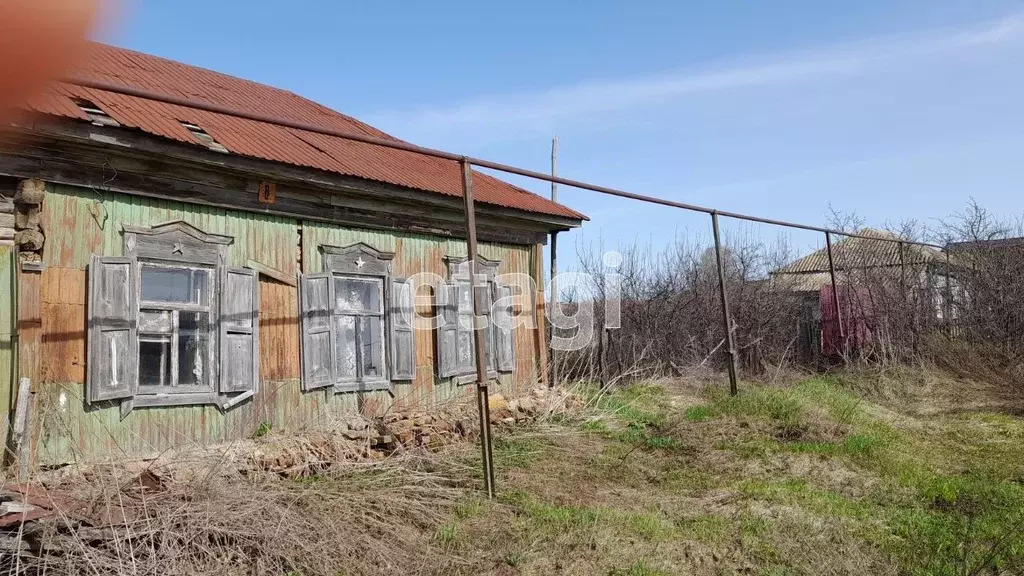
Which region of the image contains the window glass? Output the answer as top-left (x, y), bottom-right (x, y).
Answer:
top-left (139, 336), bottom-right (172, 386)
top-left (138, 264), bottom-right (212, 391)
top-left (454, 280), bottom-right (498, 375)
top-left (335, 277), bottom-right (381, 312)
top-left (331, 275), bottom-right (387, 383)
top-left (335, 315), bottom-right (357, 379)
top-left (177, 312), bottom-right (209, 386)
top-left (141, 266), bottom-right (208, 304)
top-left (360, 316), bottom-right (383, 377)
top-left (442, 287), bottom-right (458, 326)
top-left (139, 310), bottom-right (172, 333)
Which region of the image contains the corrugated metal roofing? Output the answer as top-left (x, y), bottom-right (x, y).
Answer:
top-left (774, 229), bottom-right (943, 274)
top-left (23, 43), bottom-right (586, 222)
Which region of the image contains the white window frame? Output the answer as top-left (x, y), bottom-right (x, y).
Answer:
top-left (136, 260), bottom-right (217, 396)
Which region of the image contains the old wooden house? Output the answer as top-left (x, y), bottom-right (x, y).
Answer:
top-left (0, 44), bottom-right (585, 466)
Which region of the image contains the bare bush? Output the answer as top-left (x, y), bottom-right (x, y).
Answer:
top-left (556, 199), bottom-right (1024, 385)
top-left (569, 228), bottom-right (804, 381)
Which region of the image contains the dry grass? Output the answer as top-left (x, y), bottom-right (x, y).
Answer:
top-left (3, 451), bottom-right (476, 576)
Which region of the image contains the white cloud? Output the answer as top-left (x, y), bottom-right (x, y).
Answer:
top-left (366, 13), bottom-right (1024, 137)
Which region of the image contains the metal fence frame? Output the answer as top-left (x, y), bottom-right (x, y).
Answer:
top-left (59, 78), bottom-right (949, 497)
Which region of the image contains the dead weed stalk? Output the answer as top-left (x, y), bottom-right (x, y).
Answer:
top-left (3, 450), bottom-right (477, 576)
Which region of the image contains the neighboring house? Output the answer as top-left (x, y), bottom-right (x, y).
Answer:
top-left (0, 43), bottom-right (585, 466)
top-left (946, 237), bottom-right (1024, 259)
top-left (770, 229), bottom-right (958, 357)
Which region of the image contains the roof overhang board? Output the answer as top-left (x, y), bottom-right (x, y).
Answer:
top-left (1, 119), bottom-right (582, 244)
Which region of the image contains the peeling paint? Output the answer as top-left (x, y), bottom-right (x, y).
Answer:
top-left (27, 184), bottom-right (545, 466)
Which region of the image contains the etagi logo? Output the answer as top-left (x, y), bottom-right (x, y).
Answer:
top-left (399, 252), bottom-right (622, 352)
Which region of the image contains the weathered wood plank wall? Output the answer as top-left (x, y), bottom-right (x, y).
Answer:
top-left (26, 184), bottom-right (546, 465)
top-left (0, 246), bottom-right (14, 444)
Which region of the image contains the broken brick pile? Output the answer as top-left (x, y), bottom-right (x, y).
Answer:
top-left (248, 386), bottom-right (578, 476)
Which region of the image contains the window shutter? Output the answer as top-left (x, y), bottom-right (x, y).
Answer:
top-left (457, 283), bottom-right (476, 375)
top-left (436, 283), bottom-right (459, 378)
top-left (389, 278), bottom-right (416, 381)
top-left (300, 273), bottom-right (336, 390)
top-left (87, 255), bottom-right (138, 402)
top-left (496, 284), bottom-right (515, 373)
top-left (481, 284), bottom-right (496, 374)
top-left (220, 267), bottom-right (259, 394)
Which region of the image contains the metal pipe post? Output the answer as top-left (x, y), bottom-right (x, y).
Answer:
top-left (460, 159), bottom-right (496, 498)
top-left (549, 137), bottom-right (558, 388)
top-left (711, 213), bottom-right (738, 396)
top-left (824, 232), bottom-right (845, 349)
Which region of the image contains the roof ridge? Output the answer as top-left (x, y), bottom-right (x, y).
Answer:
top-left (87, 41), bottom-right (288, 95)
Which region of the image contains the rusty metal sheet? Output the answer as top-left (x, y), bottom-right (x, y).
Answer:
top-left (24, 43), bottom-right (583, 221)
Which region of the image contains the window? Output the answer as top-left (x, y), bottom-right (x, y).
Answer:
top-left (180, 121), bottom-right (229, 153)
top-left (137, 263), bottom-right (213, 392)
top-left (334, 276), bottom-right (385, 381)
top-left (299, 243), bottom-right (415, 393)
top-left (437, 256), bottom-right (514, 383)
top-left (87, 221), bottom-right (258, 415)
top-left (73, 98), bottom-right (121, 128)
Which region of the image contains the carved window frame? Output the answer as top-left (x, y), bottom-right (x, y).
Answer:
top-left (320, 242), bottom-right (396, 393)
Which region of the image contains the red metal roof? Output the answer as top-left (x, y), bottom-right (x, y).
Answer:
top-left (24, 43), bottom-right (586, 222)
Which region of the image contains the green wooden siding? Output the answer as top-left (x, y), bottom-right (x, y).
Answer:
top-left (43, 184), bottom-right (299, 277)
top-left (0, 246), bottom-right (14, 444)
top-left (26, 184), bottom-right (541, 466)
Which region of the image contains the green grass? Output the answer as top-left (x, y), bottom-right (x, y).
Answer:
top-left (438, 378), bottom-right (1024, 575)
top-left (509, 495), bottom-right (669, 540)
top-left (693, 379), bottom-right (1024, 575)
top-left (434, 522), bottom-right (459, 550)
top-left (683, 404), bottom-right (712, 422)
top-left (251, 420), bottom-right (273, 438)
top-left (492, 435), bottom-right (552, 468)
top-left (675, 514), bottom-right (729, 544)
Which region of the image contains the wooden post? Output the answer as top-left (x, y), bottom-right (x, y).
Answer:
top-left (460, 159), bottom-right (496, 499)
top-left (533, 243), bottom-right (549, 387)
top-left (825, 232), bottom-right (845, 351)
top-left (11, 377), bottom-right (30, 480)
top-left (549, 136), bottom-right (558, 388)
top-left (711, 213), bottom-right (738, 396)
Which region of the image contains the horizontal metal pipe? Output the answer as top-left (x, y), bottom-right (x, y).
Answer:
top-left (62, 78), bottom-right (945, 250)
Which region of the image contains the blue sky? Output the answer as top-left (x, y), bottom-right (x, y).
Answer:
top-left (100, 0), bottom-right (1024, 271)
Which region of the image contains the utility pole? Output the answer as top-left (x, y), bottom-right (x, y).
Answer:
top-left (549, 136), bottom-right (558, 388)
